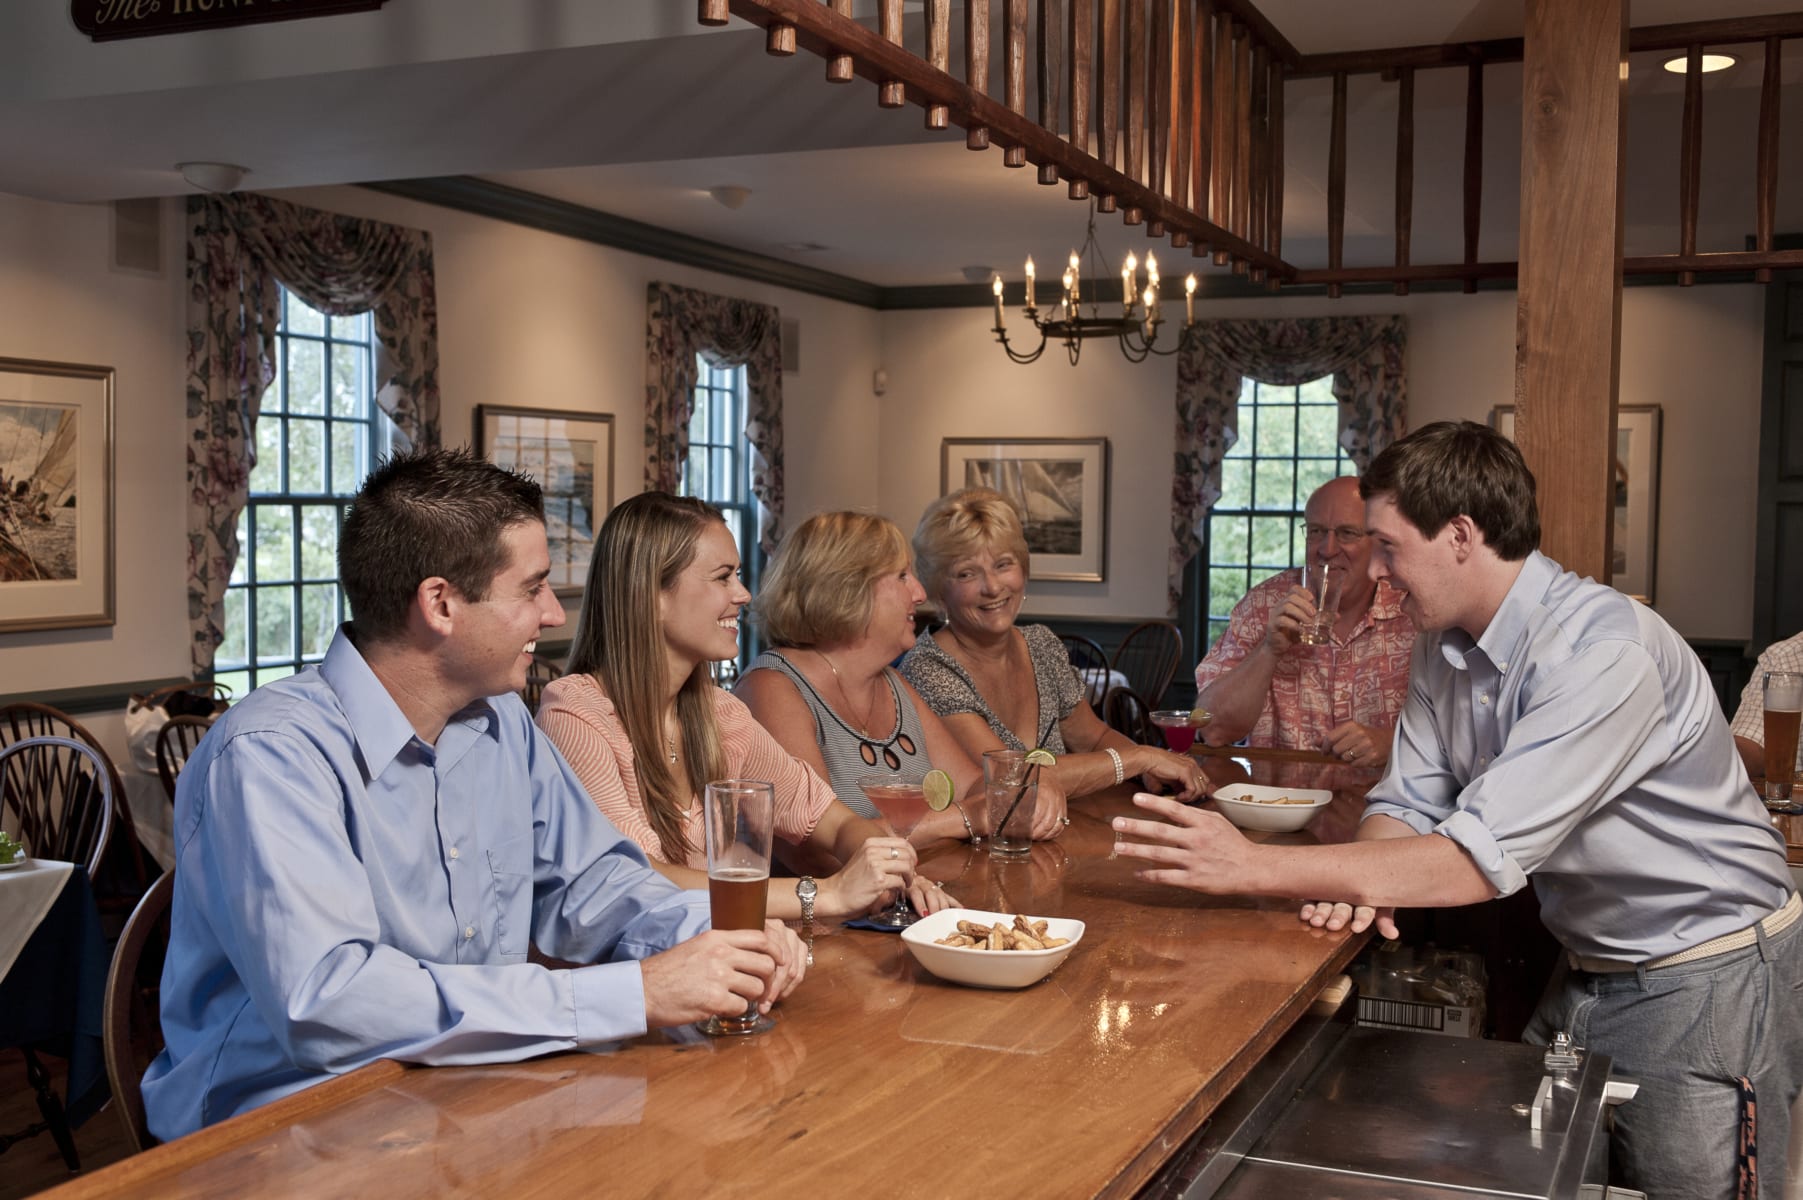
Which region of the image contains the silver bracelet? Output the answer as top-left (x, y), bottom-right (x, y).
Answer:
top-left (948, 796), bottom-right (977, 841)
top-left (1105, 747), bottom-right (1125, 785)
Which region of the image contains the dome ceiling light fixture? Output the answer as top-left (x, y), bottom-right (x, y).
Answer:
top-left (1661, 52), bottom-right (1737, 74)
top-left (176, 162), bottom-right (250, 193)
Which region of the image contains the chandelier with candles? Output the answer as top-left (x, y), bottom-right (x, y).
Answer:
top-left (990, 201), bottom-right (1198, 366)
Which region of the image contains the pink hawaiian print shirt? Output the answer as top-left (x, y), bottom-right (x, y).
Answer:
top-left (1194, 569), bottom-right (1416, 753)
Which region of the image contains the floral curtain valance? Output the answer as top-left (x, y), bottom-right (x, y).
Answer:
top-left (1168, 315), bottom-right (1407, 614)
top-left (185, 194), bottom-right (441, 676)
top-left (644, 281), bottom-right (784, 553)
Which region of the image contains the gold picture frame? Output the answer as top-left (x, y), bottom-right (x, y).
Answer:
top-left (475, 405), bottom-right (614, 598)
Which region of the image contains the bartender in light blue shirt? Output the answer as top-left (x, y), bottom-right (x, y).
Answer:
top-left (1115, 422), bottom-right (1800, 1199)
top-left (143, 449), bottom-right (807, 1142)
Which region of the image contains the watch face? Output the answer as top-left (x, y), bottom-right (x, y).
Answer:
top-left (796, 877), bottom-right (817, 900)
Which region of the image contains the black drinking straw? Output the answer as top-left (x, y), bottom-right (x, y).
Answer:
top-left (995, 718), bottom-right (1056, 838)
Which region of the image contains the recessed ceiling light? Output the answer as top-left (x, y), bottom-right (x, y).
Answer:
top-left (1661, 52), bottom-right (1736, 74)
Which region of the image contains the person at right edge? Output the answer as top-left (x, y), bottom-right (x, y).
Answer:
top-left (1112, 421), bottom-right (1800, 1199)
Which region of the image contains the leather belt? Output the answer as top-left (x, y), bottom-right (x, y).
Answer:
top-left (1566, 890), bottom-right (1801, 974)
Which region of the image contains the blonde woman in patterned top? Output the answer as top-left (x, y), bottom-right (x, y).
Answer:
top-left (537, 492), bottom-right (947, 922)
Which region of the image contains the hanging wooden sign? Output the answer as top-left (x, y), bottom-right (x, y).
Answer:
top-left (71, 0), bottom-right (390, 42)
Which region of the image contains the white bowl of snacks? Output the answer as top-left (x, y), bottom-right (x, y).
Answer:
top-left (900, 907), bottom-right (1084, 989)
top-left (1210, 783), bottom-right (1332, 833)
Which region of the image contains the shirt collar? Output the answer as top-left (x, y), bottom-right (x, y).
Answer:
top-left (318, 627), bottom-right (497, 777)
top-left (1438, 550), bottom-right (1556, 672)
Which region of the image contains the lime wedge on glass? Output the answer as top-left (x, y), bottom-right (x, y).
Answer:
top-left (1189, 707), bottom-right (1212, 726)
top-left (1023, 748), bottom-right (1057, 768)
top-left (922, 769), bottom-right (955, 812)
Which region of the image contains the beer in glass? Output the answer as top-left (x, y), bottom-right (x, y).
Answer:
top-left (702, 779), bottom-right (776, 1035)
top-left (1762, 671), bottom-right (1803, 806)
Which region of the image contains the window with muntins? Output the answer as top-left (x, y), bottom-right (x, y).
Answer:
top-left (1198, 376), bottom-right (1356, 655)
top-left (683, 354), bottom-right (764, 672)
top-left (214, 289), bottom-right (393, 695)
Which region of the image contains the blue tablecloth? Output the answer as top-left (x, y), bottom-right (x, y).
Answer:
top-left (0, 866), bottom-right (111, 1125)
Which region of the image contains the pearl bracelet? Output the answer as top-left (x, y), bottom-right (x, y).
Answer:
top-left (1105, 747), bottom-right (1125, 785)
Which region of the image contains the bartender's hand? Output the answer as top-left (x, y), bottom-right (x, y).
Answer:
top-left (1298, 900), bottom-right (1398, 939)
top-left (1324, 721), bottom-right (1389, 769)
top-left (1110, 793), bottom-right (1253, 893)
top-left (1261, 586), bottom-right (1315, 657)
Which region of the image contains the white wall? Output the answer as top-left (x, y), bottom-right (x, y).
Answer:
top-left (877, 285), bottom-right (1764, 640)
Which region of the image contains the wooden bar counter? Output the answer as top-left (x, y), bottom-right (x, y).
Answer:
top-left (45, 786), bottom-right (1370, 1200)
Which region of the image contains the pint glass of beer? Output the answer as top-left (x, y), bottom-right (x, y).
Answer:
top-left (1762, 671), bottom-right (1803, 806)
top-left (701, 779), bottom-right (776, 1036)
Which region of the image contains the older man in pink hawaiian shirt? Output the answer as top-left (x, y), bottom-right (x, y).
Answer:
top-left (1194, 477), bottom-right (1415, 769)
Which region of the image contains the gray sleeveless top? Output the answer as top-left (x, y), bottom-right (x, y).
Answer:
top-left (745, 651), bottom-right (933, 819)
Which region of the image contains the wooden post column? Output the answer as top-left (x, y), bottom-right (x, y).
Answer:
top-left (1514, 0), bottom-right (1626, 583)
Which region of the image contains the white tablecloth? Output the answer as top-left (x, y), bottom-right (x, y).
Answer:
top-left (1081, 669), bottom-right (1131, 706)
top-left (0, 858), bottom-right (74, 981)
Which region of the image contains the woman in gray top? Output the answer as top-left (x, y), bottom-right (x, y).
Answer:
top-left (735, 511), bottom-right (1008, 842)
top-left (902, 488), bottom-right (1205, 803)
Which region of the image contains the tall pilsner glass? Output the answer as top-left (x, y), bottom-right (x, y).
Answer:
top-left (1762, 671), bottom-right (1803, 807)
top-left (702, 779), bottom-right (776, 1036)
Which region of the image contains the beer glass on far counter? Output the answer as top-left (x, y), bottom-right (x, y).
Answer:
top-left (1762, 671), bottom-right (1803, 808)
top-left (702, 779), bottom-right (776, 1036)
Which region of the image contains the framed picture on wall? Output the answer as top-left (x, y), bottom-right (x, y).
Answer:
top-left (475, 404), bottom-right (614, 597)
top-left (940, 437), bottom-right (1109, 582)
top-left (0, 357), bottom-right (115, 633)
top-left (1490, 405), bottom-right (1662, 604)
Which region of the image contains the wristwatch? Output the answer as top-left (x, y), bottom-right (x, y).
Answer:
top-left (795, 876), bottom-right (817, 966)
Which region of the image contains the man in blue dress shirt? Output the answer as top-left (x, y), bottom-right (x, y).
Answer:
top-left (1117, 422), bottom-right (1800, 1197)
top-left (143, 449), bottom-right (806, 1141)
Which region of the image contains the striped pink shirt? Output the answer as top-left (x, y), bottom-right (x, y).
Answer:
top-left (536, 673), bottom-right (835, 869)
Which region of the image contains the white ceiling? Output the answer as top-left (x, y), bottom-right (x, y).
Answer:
top-left (2, 1), bottom-right (1798, 289)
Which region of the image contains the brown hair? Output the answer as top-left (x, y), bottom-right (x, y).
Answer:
top-left (340, 448), bottom-right (545, 645)
top-left (1360, 421), bottom-right (1540, 560)
top-left (912, 487), bottom-right (1032, 604)
top-left (566, 492), bottom-right (728, 861)
top-left (753, 511), bottom-right (911, 647)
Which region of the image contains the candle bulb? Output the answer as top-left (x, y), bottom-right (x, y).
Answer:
top-left (992, 275), bottom-right (1005, 330)
top-left (1185, 274), bottom-right (1197, 326)
top-left (1069, 251), bottom-right (1080, 308)
top-left (1143, 285), bottom-right (1156, 336)
top-left (1024, 256), bottom-right (1036, 313)
top-left (1122, 253), bottom-right (1137, 315)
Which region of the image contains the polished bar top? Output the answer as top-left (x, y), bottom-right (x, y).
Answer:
top-left (1772, 808), bottom-right (1803, 867)
top-left (47, 786), bottom-right (1369, 1200)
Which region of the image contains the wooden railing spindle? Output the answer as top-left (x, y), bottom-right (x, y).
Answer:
top-left (1210, 10), bottom-right (1233, 265)
top-left (1099, 0), bottom-right (1122, 210)
top-left (1004, 0), bottom-right (1029, 166)
top-left (1231, 22), bottom-right (1252, 270)
top-left (1678, 44), bottom-right (1702, 285)
top-left (1462, 61), bottom-right (1483, 293)
top-left (1194, 1), bottom-right (1213, 238)
top-left (1327, 69), bottom-right (1346, 297)
top-left (1173, 0), bottom-right (1193, 214)
top-left (699, 0), bottom-right (729, 25)
top-left (1070, 0), bottom-right (1094, 197)
top-left (1395, 66), bottom-right (1414, 296)
top-left (967, 0), bottom-right (991, 147)
top-left (1247, 43), bottom-right (1266, 278)
top-left (1757, 35), bottom-right (1780, 283)
top-left (767, 22), bottom-right (797, 54)
top-left (926, 0), bottom-right (951, 127)
top-left (1149, 0), bottom-right (1170, 224)
top-left (1039, 0), bottom-right (1065, 184)
top-left (826, 0), bottom-right (855, 81)
top-left (878, 0), bottom-right (905, 107)
top-left (1268, 56), bottom-right (1283, 283)
top-left (1123, 0), bottom-right (1145, 222)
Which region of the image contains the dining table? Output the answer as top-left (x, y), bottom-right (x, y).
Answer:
top-left (39, 782), bottom-right (1372, 1200)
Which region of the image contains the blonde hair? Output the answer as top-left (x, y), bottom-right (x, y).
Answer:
top-left (754, 511), bottom-right (910, 647)
top-left (567, 492), bottom-right (728, 862)
top-left (912, 487), bottom-right (1032, 603)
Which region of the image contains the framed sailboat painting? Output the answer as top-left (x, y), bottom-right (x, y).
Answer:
top-left (0, 358), bottom-right (115, 632)
top-left (940, 437), bottom-right (1109, 582)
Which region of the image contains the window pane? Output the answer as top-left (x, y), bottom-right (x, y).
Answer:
top-left (258, 664), bottom-right (299, 686)
top-left (1209, 569), bottom-right (1248, 620)
top-left (1255, 401), bottom-right (1296, 457)
top-left (685, 446), bottom-right (707, 496)
top-left (300, 583), bottom-right (337, 658)
top-left (288, 340), bottom-right (325, 416)
top-left (1297, 376), bottom-right (1335, 406)
top-left (219, 588), bottom-right (249, 665)
top-left (1298, 403), bottom-right (1340, 457)
top-left (251, 414), bottom-right (283, 493)
top-left (1206, 619), bottom-right (1229, 654)
top-left (1227, 404), bottom-right (1254, 458)
top-left (289, 419), bottom-right (326, 494)
top-left (1219, 459), bottom-right (1251, 508)
top-left (255, 507), bottom-right (294, 582)
top-left (1250, 566), bottom-right (1286, 589)
top-left (1295, 457), bottom-right (1338, 501)
top-left (286, 293), bottom-right (325, 337)
top-left (1209, 513), bottom-right (1247, 566)
top-left (721, 507), bottom-right (744, 548)
top-left (1249, 516), bottom-right (1292, 566)
top-left (329, 311), bottom-right (365, 341)
top-left (299, 505), bottom-right (338, 579)
top-left (213, 669), bottom-right (250, 701)
top-left (256, 585), bottom-right (295, 663)
top-left (1252, 459), bottom-right (1295, 510)
top-left (331, 344), bottom-right (366, 418)
top-left (330, 421), bottom-right (363, 496)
